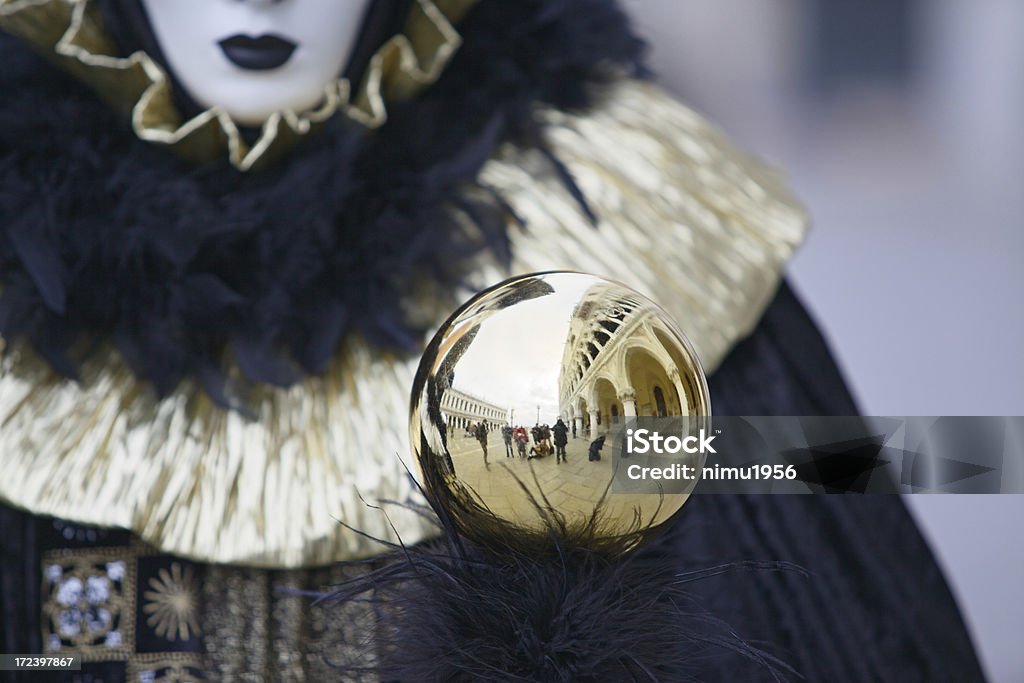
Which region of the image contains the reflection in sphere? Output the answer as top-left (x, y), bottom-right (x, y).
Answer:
top-left (410, 273), bottom-right (711, 554)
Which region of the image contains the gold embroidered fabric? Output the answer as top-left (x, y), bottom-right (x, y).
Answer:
top-left (0, 79), bottom-right (807, 568)
top-left (142, 563), bottom-right (201, 642)
top-left (0, 0), bottom-right (475, 171)
top-left (40, 537), bottom-right (375, 681)
top-left (42, 547), bottom-right (136, 659)
top-left (200, 564), bottom-right (377, 681)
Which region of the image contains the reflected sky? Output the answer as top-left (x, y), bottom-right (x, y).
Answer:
top-left (452, 275), bottom-right (593, 424)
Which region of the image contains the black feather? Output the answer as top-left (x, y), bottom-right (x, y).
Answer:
top-left (0, 0), bottom-right (647, 399)
top-left (312, 498), bottom-right (800, 683)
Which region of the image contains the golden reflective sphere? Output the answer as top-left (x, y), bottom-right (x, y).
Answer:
top-left (410, 272), bottom-right (711, 553)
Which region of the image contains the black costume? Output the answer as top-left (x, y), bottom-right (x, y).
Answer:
top-left (0, 0), bottom-right (984, 680)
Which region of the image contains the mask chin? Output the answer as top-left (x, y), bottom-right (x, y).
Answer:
top-left (99, 0), bottom-right (414, 127)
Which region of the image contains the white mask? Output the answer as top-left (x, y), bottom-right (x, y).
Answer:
top-left (140, 0), bottom-right (373, 126)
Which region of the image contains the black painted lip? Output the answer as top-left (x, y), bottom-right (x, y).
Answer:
top-left (218, 34), bottom-right (298, 71)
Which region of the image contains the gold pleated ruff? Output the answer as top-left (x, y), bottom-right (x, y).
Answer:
top-left (0, 0), bottom-right (476, 171)
top-left (471, 80), bottom-right (808, 373)
top-left (0, 80), bottom-right (807, 568)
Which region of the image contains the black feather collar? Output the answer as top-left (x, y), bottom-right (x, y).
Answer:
top-left (0, 0), bottom-right (645, 399)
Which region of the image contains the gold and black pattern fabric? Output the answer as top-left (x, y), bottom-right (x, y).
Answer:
top-left (1, 505), bottom-right (376, 682)
top-left (41, 547), bottom-right (137, 660)
top-left (40, 540), bottom-right (206, 681)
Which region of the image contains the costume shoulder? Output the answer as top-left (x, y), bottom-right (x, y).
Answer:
top-left (477, 78), bottom-right (808, 373)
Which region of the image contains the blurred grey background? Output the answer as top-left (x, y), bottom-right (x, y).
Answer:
top-left (622, 1), bottom-right (1024, 681)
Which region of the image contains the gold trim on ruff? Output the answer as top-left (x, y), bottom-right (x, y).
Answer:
top-left (0, 0), bottom-right (476, 171)
top-left (0, 80), bottom-right (807, 567)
